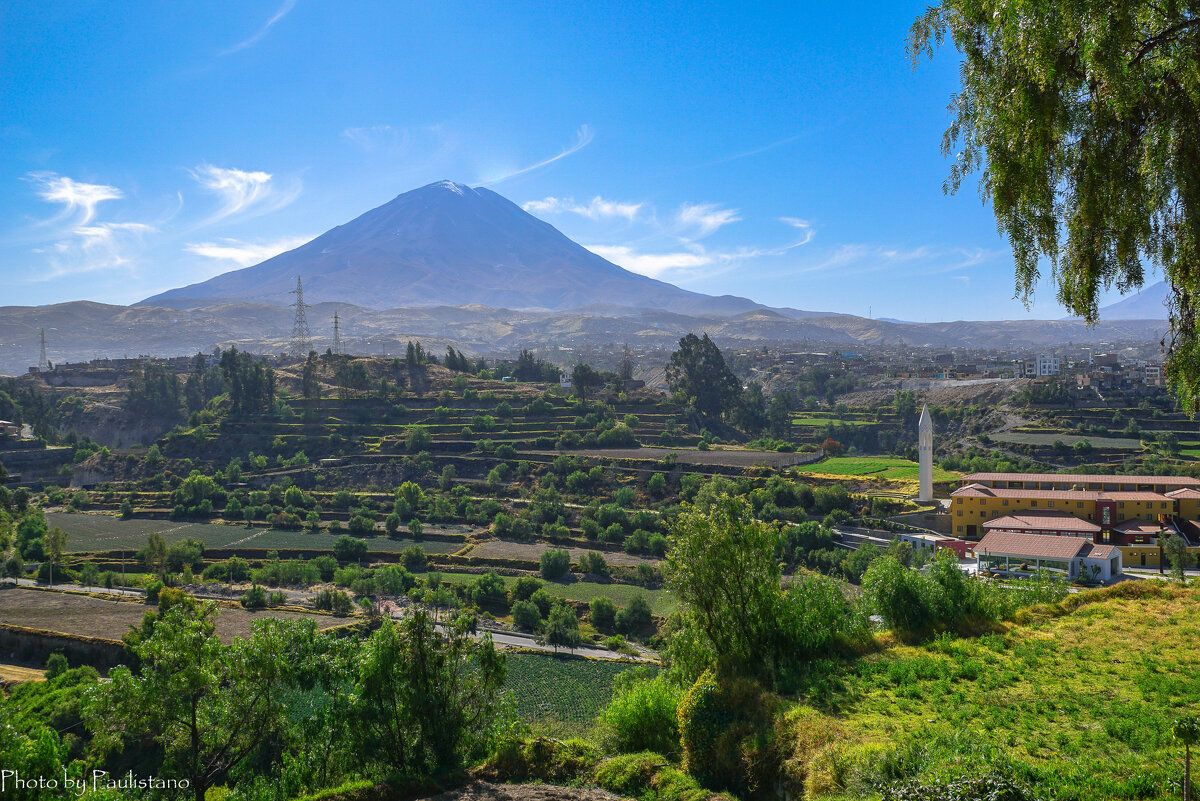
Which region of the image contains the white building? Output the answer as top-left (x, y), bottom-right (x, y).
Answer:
top-left (1022, 355), bottom-right (1061, 377)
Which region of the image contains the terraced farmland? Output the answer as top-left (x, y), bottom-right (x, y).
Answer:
top-left (47, 513), bottom-right (463, 554)
top-left (502, 651), bottom-right (655, 735)
top-left (795, 456), bottom-right (959, 483)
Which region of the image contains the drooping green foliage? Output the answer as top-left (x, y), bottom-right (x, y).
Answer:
top-left (353, 610), bottom-right (506, 777)
top-left (910, 1), bottom-right (1200, 412)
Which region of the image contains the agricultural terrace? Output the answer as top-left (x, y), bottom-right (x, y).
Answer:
top-left (0, 586), bottom-right (346, 643)
top-left (794, 456), bottom-right (959, 483)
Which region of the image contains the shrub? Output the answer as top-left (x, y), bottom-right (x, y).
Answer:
top-left (594, 752), bottom-right (667, 797)
top-left (241, 584), bottom-right (267, 609)
top-left (578, 550), bottom-right (609, 576)
top-left (511, 599), bottom-right (542, 631)
top-left (402, 544), bottom-right (427, 570)
top-left (616, 593), bottom-right (653, 635)
top-left (44, 653), bottom-right (69, 679)
top-left (647, 472), bottom-right (668, 496)
top-left (333, 535), bottom-right (369, 563)
top-left (598, 675), bottom-right (683, 756)
top-left (677, 669), bottom-right (778, 797)
top-left (312, 588), bottom-right (355, 615)
top-left (511, 576), bottom-right (543, 601)
top-left (539, 548), bottom-right (571, 579)
top-left (590, 596), bottom-right (617, 631)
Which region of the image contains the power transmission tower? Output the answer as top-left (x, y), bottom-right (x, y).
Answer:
top-left (289, 276), bottom-right (312, 358)
top-left (38, 328), bottom-right (48, 372)
top-left (332, 311), bottom-right (343, 356)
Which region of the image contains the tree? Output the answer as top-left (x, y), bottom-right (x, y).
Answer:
top-left (141, 532), bottom-right (168, 576)
top-left (301, 351), bottom-right (321, 399)
top-left (666, 333), bottom-right (741, 418)
top-left (90, 603), bottom-right (310, 801)
top-left (1177, 716), bottom-right (1200, 801)
top-left (539, 603), bottom-right (583, 652)
top-left (1164, 533), bottom-right (1190, 582)
top-left (910, 2), bottom-right (1200, 412)
top-left (731, 383), bottom-right (768, 434)
top-left (571, 363), bottom-right (603, 406)
top-left (44, 526), bottom-right (67, 566)
top-left (353, 610), bottom-right (505, 776)
top-left (664, 496), bottom-right (783, 681)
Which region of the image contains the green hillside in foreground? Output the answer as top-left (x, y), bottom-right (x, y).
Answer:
top-left (794, 581), bottom-right (1199, 799)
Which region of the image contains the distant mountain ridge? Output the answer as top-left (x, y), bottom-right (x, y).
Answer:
top-left (142, 181), bottom-right (773, 316)
top-left (0, 298), bottom-right (1168, 377)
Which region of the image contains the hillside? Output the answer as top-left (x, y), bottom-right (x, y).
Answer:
top-left (794, 581), bottom-right (1198, 799)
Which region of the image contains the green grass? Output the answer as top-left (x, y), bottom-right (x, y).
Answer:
top-left (991, 431), bottom-right (1143, 449)
top-left (50, 513), bottom-right (459, 554)
top-left (502, 651), bottom-right (655, 735)
top-left (795, 456), bottom-right (959, 483)
top-left (791, 416), bottom-right (878, 427)
top-left (437, 571), bottom-right (676, 615)
top-left (794, 582), bottom-right (1200, 799)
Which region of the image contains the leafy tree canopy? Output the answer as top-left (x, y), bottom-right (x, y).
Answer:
top-left (910, 1), bottom-right (1200, 411)
top-left (666, 333), bottom-right (741, 418)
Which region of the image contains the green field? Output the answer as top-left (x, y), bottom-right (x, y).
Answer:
top-left (991, 431), bottom-right (1143, 449)
top-left (438, 570), bottom-right (677, 615)
top-left (791, 416), bottom-right (878, 427)
top-left (49, 513), bottom-right (460, 554)
top-left (502, 651), bottom-right (655, 735)
top-left (795, 456), bottom-right (958, 482)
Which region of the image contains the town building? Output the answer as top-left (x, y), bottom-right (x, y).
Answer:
top-left (950, 472), bottom-right (1200, 571)
top-left (976, 531), bottom-right (1122, 582)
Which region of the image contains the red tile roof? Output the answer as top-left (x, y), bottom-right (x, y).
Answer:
top-left (951, 485), bottom-right (1172, 503)
top-left (1168, 488), bottom-right (1200, 499)
top-left (976, 532), bottom-right (1095, 560)
top-left (962, 472), bottom-right (1200, 486)
top-left (983, 512), bottom-right (1101, 534)
top-left (1112, 519), bottom-right (1167, 535)
top-left (1087, 544), bottom-right (1120, 559)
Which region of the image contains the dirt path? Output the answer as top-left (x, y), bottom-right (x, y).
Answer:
top-left (420, 782), bottom-right (621, 801)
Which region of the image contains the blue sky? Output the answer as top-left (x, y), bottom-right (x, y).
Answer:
top-left (0, 1), bottom-right (1143, 319)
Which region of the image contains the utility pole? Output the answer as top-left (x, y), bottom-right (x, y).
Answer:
top-left (38, 328), bottom-right (47, 372)
top-left (332, 310), bottom-right (343, 356)
top-left (290, 276), bottom-right (312, 359)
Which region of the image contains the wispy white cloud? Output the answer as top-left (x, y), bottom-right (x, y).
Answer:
top-left (26, 172), bottom-right (122, 224)
top-left (482, 125), bottom-right (594, 185)
top-left (675, 202), bottom-right (741, 238)
top-left (341, 124), bottom-right (406, 152)
top-left (586, 244), bottom-right (713, 279)
top-left (691, 134), bottom-right (803, 170)
top-left (778, 216), bottom-right (815, 245)
top-left (523, 195), bottom-right (643, 222)
top-left (189, 164), bottom-right (296, 224)
top-left (223, 0), bottom-right (297, 54)
top-left (29, 222), bottom-right (154, 281)
top-left (184, 235), bottom-right (311, 268)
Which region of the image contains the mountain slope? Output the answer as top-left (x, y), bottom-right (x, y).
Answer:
top-left (141, 181), bottom-right (762, 315)
top-left (1096, 281), bottom-right (1169, 320)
